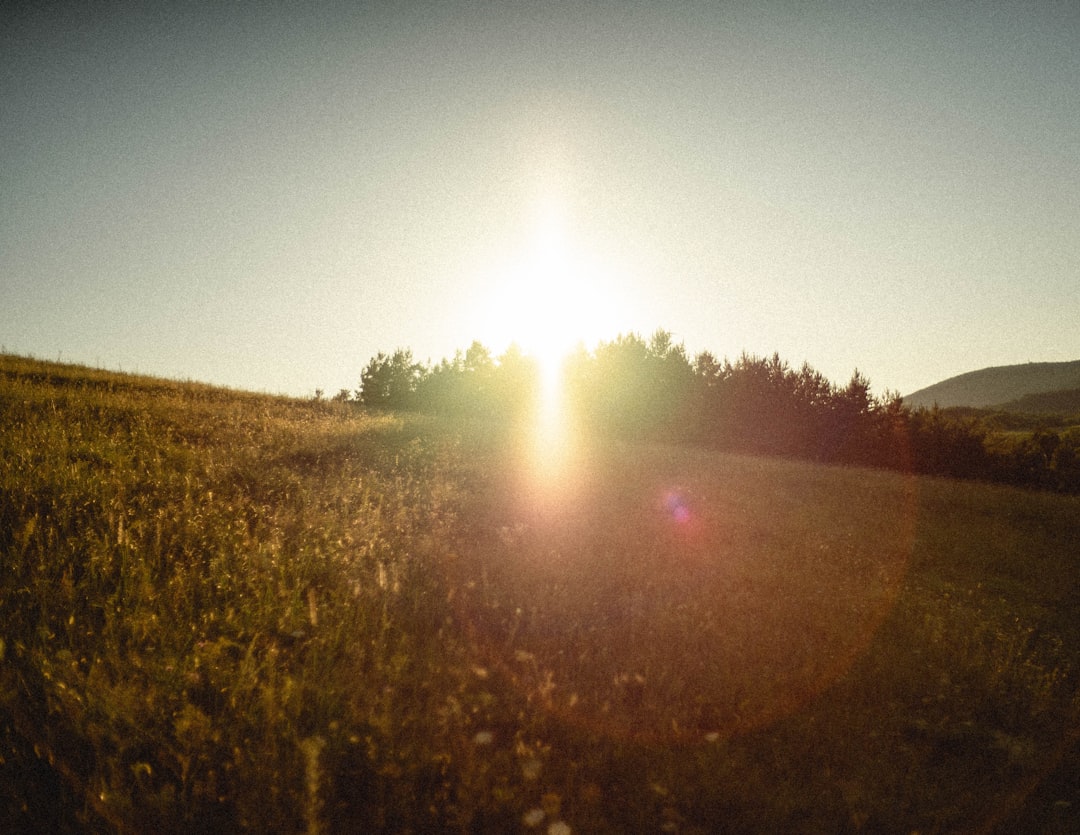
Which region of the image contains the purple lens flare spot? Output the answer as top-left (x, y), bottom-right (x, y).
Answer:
top-left (663, 490), bottom-right (692, 524)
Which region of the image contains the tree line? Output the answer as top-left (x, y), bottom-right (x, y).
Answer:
top-left (348, 331), bottom-right (1080, 493)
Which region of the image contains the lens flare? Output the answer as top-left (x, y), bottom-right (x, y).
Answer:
top-left (663, 490), bottom-right (692, 524)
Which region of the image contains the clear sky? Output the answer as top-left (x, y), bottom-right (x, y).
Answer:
top-left (3, 2), bottom-right (1078, 398)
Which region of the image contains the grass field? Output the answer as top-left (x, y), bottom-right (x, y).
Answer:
top-left (2, 354), bottom-right (1079, 833)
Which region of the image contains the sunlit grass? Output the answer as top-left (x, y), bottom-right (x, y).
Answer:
top-left (2, 354), bottom-right (1079, 832)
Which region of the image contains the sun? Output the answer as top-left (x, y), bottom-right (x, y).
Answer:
top-left (466, 191), bottom-right (634, 489)
top-left (475, 197), bottom-right (622, 380)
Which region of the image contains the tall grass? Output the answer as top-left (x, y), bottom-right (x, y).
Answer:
top-left (2, 355), bottom-right (1079, 832)
top-left (1, 358), bottom-right (475, 831)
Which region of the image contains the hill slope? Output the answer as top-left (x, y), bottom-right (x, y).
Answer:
top-left (903, 360), bottom-right (1080, 409)
top-left (995, 387), bottom-right (1080, 416)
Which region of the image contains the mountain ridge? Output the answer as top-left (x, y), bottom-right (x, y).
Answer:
top-left (903, 360), bottom-right (1080, 410)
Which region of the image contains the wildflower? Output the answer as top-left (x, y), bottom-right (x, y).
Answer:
top-left (541, 792), bottom-right (561, 817)
top-left (473, 730), bottom-right (494, 745)
top-left (521, 757), bottom-right (543, 780)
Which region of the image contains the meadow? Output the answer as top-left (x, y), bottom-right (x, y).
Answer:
top-left (2, 354), bottom-right (1079, 833)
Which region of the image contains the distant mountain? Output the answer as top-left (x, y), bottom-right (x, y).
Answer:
top-left (903, 360), bottom-right (1080, 410)
top-left (995, 387), bottom-right (1080, 415)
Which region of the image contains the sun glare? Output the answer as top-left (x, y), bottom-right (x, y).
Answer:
top-left (475, 197), bottom-right (623, 381)
top-left (469, 193), bottom-right (628, 489)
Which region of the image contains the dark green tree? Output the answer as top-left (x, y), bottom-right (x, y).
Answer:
top-left (358, 349), bottom-right (425, 410)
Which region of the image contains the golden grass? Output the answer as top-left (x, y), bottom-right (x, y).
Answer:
top-left (2, 354), bottom-right (1079, 832)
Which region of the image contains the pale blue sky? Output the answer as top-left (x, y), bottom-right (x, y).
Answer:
top-left (3, 2), bottom-right (1078, 397)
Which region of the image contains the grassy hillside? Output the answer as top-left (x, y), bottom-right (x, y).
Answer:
top-left (3, 354), bottom-right (1080, 832)
top-left (904, 360), bottom-right (1080, 409)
